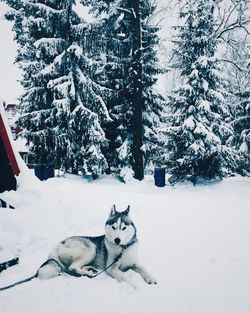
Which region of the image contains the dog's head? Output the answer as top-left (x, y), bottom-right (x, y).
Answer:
top-left (105, 205), bottom-right (136, 246)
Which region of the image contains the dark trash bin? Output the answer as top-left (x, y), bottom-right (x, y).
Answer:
top-left (44, 164), bottom-right (54, 180)
top-left (34, 164), bottom-right (54, 181)
top-left (34, 164), bottom-right (44, 181)
top-left (154, 168), bottom-right (165, 187)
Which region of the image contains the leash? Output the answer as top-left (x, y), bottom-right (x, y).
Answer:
top-left (0, 274), bottom-right (37, 292)
top-left (87, 250), bottom-right (124, 279)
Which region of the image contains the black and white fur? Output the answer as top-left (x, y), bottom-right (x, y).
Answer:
top-left (37, 205), bottom-right (157, 287)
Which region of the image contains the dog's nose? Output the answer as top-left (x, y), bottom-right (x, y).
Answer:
top-left (114, 238), bottom-right (121, 245)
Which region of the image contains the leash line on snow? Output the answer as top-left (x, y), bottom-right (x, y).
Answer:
top-left (0, 274), bottom-right (37, 292)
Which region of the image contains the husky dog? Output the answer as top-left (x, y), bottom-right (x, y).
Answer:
top-left (37, 205), bottom-right (157, 287)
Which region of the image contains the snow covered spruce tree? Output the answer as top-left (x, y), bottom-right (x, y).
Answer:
top-left (81, 0), bottom-right (165, 180)
top-left (5, 0), bottom-right (111, 176)
top-left (226, 42), bottom-right (250, 173)
top-left (140, 2), bottom-right (166, 173)
top-left (232, 88), bottom-right (250, 173)
top-left (80, 0), bottom-right (134, 179)
top-left (166, 0), bottom-right (240, 184)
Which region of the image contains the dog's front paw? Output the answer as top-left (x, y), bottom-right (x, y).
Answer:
top-left (81, 266), bottom-right (99, 277)
top-left (83, 266), bottom-right (98, 274)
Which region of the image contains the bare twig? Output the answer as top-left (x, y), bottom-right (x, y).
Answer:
top-left (220, 59), bottom-right (248, 72)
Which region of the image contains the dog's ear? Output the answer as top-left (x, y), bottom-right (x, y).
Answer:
top-left (110, 204), bottom-right (117, 216)
top-left (124, 205), bottom-right (130, 215)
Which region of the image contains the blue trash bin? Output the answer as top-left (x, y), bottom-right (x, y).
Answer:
top-left (154, 168), bottom-right (165, 187)
top-left (34, 164), bottom-right (44, 181)
top-left (44, 164), bottom-right (54, 180)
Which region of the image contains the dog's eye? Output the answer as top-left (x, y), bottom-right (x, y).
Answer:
top-left (112, 226), bottom-right (116, 230)
top-left (122, 226), bottom-right (126, 231)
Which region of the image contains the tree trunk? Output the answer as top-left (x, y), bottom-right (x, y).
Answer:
top-left (131, 0), bottom-right (144, 180)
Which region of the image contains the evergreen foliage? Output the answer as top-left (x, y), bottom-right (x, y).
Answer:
top-left (81, 0), bottom-right (165, 179)
top-left (233, 89), bottom-right (250, 173)
top-left (5, 0), bottom-right (165, 179)
top-left (166, 0), bottom-right (241, 184)
top-left (140, 1), bottom-right (166, 171)
top-left (5, 0), bottom-right (111, 175)
top-left (82, 0), bottom-right (134, 176)
top-left (226, 41), bottom-right (250, 173)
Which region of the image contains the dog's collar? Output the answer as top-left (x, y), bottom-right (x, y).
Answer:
top-left (105, 235), bottom-right (137, 251)
top-left (120, 235), bottom-right (137, 251)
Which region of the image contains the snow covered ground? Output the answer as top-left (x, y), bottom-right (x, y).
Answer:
top-left (0, 172), bottom-right (250, 313)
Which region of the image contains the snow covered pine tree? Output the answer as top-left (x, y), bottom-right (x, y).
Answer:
top-left (81, 0), bottom-right (165, 180)
top-left (166, 0), bottom-right (240, 184)
top-left (5, 0), bottom-right (111, 176)
top-left (225, 41), bottom-right (250, 174)
top-left (80, 0), bottom-right (135, 179)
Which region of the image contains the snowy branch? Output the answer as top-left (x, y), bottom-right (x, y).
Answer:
top-left (230, 116), bottom-right (250, 125)
top-left (217, 20), bottom-right (250, 38)
top-left (113, 6), bottom-right (133, 15)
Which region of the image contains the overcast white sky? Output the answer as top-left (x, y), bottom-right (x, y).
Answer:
top-left (0, 2), bottom-right (22, 103)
